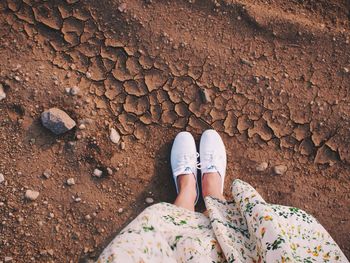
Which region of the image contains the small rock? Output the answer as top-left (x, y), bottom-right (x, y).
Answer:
top-left (66, 178), bottom-right (75, 186)
top-left (41, 108), bottom-right (76, 135)
top-left (199, 88), bottom-right (211, 103)
top-left (79, 124), bottom-right (86, 130)
top-left (43, 170), bottom-right (51, 179)
top-left (0, 83), bottom-right (6, 101)
top-left (4, 256), bottom-right (13, 262)
top-left (70, 86), bottom-right (79, 95)
top-left (93, 168), bottom-right (103, 177)
top-left (120, 141), bottom-right (126, 150)
top-left (118, 3), bottom-right (127, 12)
top-left (255, 162), bottom-right (268, 172)
top-left (145, 197), bottom-right (154, 204)
top-left (65, 87), bottom-right (71, 94)
top-left (25, 190), bottom-right (40, 201)
top-left (273, 165), bottom-right (287, 175)
top-left (106, 167), bottom-right (113, 175)
top-left (344, 67), bottom-right (349, 73)
top-left (85, 214), bottom-right (91, 220)
top-left (118, 208), bottom-right (123, 213)
top-left (110, 128), bottom-right (121, 144)
top-left (0, 173), bottom-right (4, 183)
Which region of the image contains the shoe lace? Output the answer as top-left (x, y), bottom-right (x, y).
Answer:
top-left (176, 152), bottom-right (200, 172)
top-left (200, 151), bottom-right (221, 170)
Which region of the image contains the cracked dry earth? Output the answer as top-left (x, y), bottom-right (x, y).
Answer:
top-left (0, 0), bottom-right (350, 261)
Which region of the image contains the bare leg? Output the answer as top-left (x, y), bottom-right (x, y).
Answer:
top-left (202, 172), bottom-right (225, 200)
top-left (173, 174), bottom-right (197, 211)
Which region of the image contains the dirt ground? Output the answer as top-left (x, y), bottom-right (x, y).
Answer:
top-left (0, 0), bottom-right (349, 262)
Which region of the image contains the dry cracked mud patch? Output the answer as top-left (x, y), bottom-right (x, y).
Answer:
top-left (0, 0), bottom-right (349, 261)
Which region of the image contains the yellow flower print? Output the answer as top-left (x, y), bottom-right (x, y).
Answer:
top-left (323, 252), bottom-right (330, 260)
top-left (260, 227), bottom-right (266, 238)
top-left (263, 215), bottom-right (273, 221)
top-left (290, 243), bottom-right (297, 251)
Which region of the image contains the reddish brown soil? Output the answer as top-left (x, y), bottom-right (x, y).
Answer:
top-left (0, 0), bottom-right (349, 262)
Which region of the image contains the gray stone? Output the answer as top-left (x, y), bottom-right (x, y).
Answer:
top-left (25, 190), bottom-right (40, 201)
top-left (273, 165), bottom-right (287, 175)
top-left (110, 128), bottom-right (121, 144)
top-left (0, 84), bottom-right (6, 101)
top-left (256, 162), bottom-right (268, 172)
top-left (0, 173), bottom-right (4, 183)
top-left (41, 108), bottom-right (76, 135)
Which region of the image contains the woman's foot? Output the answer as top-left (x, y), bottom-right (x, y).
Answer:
top-left (170, 132), bottom-right (199, 211)
top-left (200, 130), bottom-right (227, 200)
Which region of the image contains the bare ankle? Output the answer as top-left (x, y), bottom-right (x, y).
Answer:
top-left (202, 172), bottom-right (225, 200)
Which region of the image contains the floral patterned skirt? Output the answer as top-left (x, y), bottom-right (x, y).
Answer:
top-left (97, 179), bottom-right (348, 263)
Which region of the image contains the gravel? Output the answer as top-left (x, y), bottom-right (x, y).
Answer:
top-left (107, 167), bottom-right (113, 175)
top-left (110, 128), bottom-right (121, 144)
top-left (43, 170), bottom-right (51, 179)
top-left (273, 165), bottom-right (287, 175)
top-left (145, 197), bottom-right (154, 204)
top-left (0, 173), bottom-right (4, 183)
top-left (93, 168), bottom-right (103, 177)
top-left (25, 190), bottom-right (40, 201)
top-left (66, 178), bottom-right (75, 186)
top-left (0, 83), bottom-right (6, 101)
top-left (256, 162), bottom-right (268, 172)
top-left (41, 108), bottom-right (76, 135)
top-left (120, 141), bottom-right (126, 150)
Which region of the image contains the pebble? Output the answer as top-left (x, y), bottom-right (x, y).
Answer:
top-left (118, 3), bottom-right (127, 12)
top-left (344, 67), bottom-right (349, 73)
top-left (0, 173), bottom-right (4, 183)
top-left (118, 208), bottom-right (123, 213)
top-left (199, 88), bottom-right (211, 103)
top-left (43, 169), bottom-right (51, 179)
top-left (107, 167), bottom-right (113, 175)
top-left (4, 256), bottom-right (13, 262)
top-left (110, 128), bottom-right (121, 144)
top-left (79, 124), bottom-right (86, 130)
top-left (66, 178), bottom-right (75, 186)
top-left (65, 87), bottom-right (71, 94)
top-left (85, 214), bottom-right (91, 220)
top-left (0, 83), bottom-right (6, 101)
top-left (25, 190), bottom-right (40, 201)
top-left (93, 168), bottom-right (103, 177)
top-left (41, 108), bottom-right (76, 135)
top-left (273, 165), bottom-right (287, 175)
top-left (120, 141), bottom-right (126, 150)
top-left (145, 197), bottom-right (154, 204)
top-left (70, 86), bottom-right (79, 96)
top-left (255, 162), bottom-right (268, 172)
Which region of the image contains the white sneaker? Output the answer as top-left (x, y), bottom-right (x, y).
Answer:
top-left (170, 131), bottom-right (199, 204)
top-left (199, 129), bottom-right (227, 193)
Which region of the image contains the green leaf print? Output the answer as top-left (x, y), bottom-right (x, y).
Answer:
top-left (266, 235), bottom-right (286, 250)
top-left (142, 226), bottom-right (155, 232)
